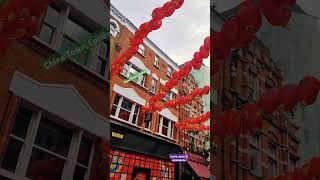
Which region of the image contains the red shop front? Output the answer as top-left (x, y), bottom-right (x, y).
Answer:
top-left (110, 122), bottom-right (181, 180)
top-left (110, 148), bottom-right (175, 180)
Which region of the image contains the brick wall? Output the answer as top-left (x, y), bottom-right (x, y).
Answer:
top-left (210, 39), bottom-right (300, 180)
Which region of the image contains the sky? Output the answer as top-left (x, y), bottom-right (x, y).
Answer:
top-left (110, 0), bottom-right (210, 67)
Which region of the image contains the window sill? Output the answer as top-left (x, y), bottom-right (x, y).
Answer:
top-left (110, 115), bottom-right (141, 129)
top-left (154, 64), bottom-right (159, 69)
top-left (149, 91), bottom-right (156, 95)
top-left (25, 36), bottom-right (108, 87)
top-left (167, 74), bottom-right (172, 78)
top-left (154, 132), bottom-right (177, 142)
top-left (144, 128), bottom-right (152, 133)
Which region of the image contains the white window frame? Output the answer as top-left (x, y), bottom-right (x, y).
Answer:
top-left (150, 78), bottom-right (157, 93)
top-left (167, 66), bottom-right (173, 77)
top-left (154, 55), bottom-right (159, 68)
top-left (157, 115), bottom-right (174, 139)
top-left (138, 44), bottom-right (145, 56)
top-left (0, 106), bottom-right (95, 180)
top-left (120, 63), bottom-right (146, 87)
top-left (37, 5), bottom-right (110, 82)
top-left (111, 95), bottom-right (140, 125)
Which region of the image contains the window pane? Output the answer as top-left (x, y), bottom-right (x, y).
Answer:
top-left (26, 148), bottom-right (65, 180)
top-left (61, 37), bottom-right (89, 65)
top-left (73, 165), bottom-right (86, 180)
top-left (44, 6), bottom-right (59, 26)
top-left (163, 119), bottom-right (169, 127)
top-left (99, 41), bottom-right (109, 59)
top-left (118, 109), bottom-right (131, 121)
top-left (162, 127), bottom-right (168, 136)
top-left (121, 99), bottom-right (132, 111)
top-left (12, 107), bottom-right (32, 139)
top-left (34, 118), bottom-right (72, 157)
top-left (96, 58), bottom-right (107, 76)
top-left (114, 95), bottom-right (120, 105)
top-left (1, 138), bottom-right (23, 172)
top-left (111, 106), bottom-right (117, 116)
top-left (77, 136), bottom-right (93, 166)
top-left (64, 19), bottom-right (91, 41)
top-left (39, 25), bottom-right (54, 44)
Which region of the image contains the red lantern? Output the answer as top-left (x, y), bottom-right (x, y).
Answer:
top-left (149, 19), bottom-right (162, 30)
top-left (220, 18), bottom-right (241, 48)
top-left (130, 37), bottom-right (143, 46)
top-left (152, 7), bottom-right (165, 20)
top-left (215, 32), bottom-right (232, 60)
top-left (308, 157), bottom-right (320, 178)
top-left (298, 76), bottom-right (320, 106)
top-left (199, 45), bottom-right (209, 59)
top-left (241, 103), bottom-right (263, 132)
top-left (261, 0), bottom-right (293, 27)
top-left (162, 2), bottom-right (175, 17)
top-left (236, 0), bottom-right (262, 34)
top-left (279, 84), bottom-right (299, 111)
top-left (204, 36), bottom-right (210, 50)
top-left (258, 88), bottom-right (281, 114)
top-left (171, 0), bottom-right (184, 9)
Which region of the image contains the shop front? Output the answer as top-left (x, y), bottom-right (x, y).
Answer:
top-left (182, 152), bottom-right (210, 180)
top-left (110, 121), bottom-right (181, 180)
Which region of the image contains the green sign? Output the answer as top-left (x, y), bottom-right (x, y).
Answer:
top-left (124, 69), bottom-right (147, 83)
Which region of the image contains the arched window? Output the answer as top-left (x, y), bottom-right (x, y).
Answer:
top-left (110, 19), bottom-right (120, 37)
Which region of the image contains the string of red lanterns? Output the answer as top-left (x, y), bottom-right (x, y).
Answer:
top-left (110, 0), bottom-right (185, 79)
top-left (176, 111), bottom-right (210, 127)
top-left (0, 0), bottom-right (54, 57)
top-left (176, 123), bottom-right (210, 132)
top-left (269, 157), bottom-right (320, 180)
top-left (144, 36), bottom-right (210, 109)
top-left (142, 85), bottom-right (210, 112)
top-left (211, 76), bottom-right (320, 137)
top-left (210, 0), bottom-right (295, 77)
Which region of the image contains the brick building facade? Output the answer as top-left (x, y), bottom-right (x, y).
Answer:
top-left (210, 38), bottom-right (300, 180)
top-left (109, 4), bottom-right (181, 180)
top-left (179, 74), bottom-right (206, 150)
top-left (0, 0), bottom-right (109, 180)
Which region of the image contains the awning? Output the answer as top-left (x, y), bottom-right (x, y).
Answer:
top-left (187, 160), bottom-right (210, 179)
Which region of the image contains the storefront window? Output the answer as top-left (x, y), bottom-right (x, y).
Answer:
top-left (110, 149), bottom-right (174, 180)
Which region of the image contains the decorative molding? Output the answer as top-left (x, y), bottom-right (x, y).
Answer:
top-left (9, 71), bottom-right (109, 140)
top-left (129, 56), bottom-right (151, 74)
top-left (113, 84), bottom-right (146, 105)
top-left (158, 108), bottom-right (178, 122)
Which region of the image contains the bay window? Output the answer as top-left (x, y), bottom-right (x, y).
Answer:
top-left (111, 95), bottom-right (141, 125)
top-left (0, 106), bottom-right (95, 180)
top-left (157, 116), bottom-right (175, 139)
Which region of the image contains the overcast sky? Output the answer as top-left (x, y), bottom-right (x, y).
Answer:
top-left (111, 0), bottom-right (210, 67)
